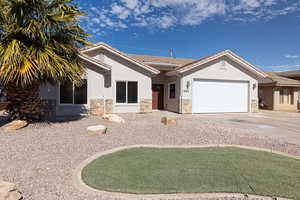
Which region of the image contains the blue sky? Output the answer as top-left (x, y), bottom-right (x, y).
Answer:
top-left (75, 0), bottom-right (300, 71)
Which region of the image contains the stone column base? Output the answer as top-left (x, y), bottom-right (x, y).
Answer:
top-left (105, 99), bottom-right (113, 114)
top-left (90, 99), bottom-right (114, 116)
top-left (140, 99), bottom-right (152, 113)
top-left (90, 99), bottom-right (104, 116)
top-left (251, 100), bottom-right (259, 113)
top-left (180, 99), bottom-right (192, 114)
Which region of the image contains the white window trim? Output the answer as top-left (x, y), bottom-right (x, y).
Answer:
top-left (58, 81), bottom-right (88, 106)
top-left (115, 81), bottom-right (138, 105)
top-left (168, 82), bottom-right (176, 99)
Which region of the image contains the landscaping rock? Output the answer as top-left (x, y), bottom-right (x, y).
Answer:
top-left (3, 120), bottom-right (28, 131)
top-left (87, 125), bottom-right (107, 135)
top-left (102, 114), bottom-right (125, 123)
top-left (0, 181), bottom-right (22, 200)
top-left (161, 116), bottom-right (178, 126)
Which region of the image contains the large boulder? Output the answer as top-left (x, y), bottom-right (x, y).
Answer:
top-left (3, 120), bottom-right (28, 131)
top-left (161, 116), bottom-right (178, 126)
top-left (0, 181), bottom-right (22, 200)
top-left (87, 125), bottom-right (107, 135)
top-left (102, 114), bottom-right (125, 123)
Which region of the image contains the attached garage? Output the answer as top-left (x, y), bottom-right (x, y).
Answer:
top-left (192, 80), bottom-right (249, 113)
top-left (165, 50), bottom-right (268, 114)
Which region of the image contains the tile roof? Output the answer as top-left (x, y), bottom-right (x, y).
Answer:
top-left (174, 50), bottom-right (228, 71)
top-left (259, 72), bottom-right (300, 86)
top-left (277, 70), bottom-right (300, 78)
top-left (127, 54), bottom-right (195, 66)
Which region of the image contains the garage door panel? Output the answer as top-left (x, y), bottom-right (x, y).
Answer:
top-left (192, 80), bottom-right (249, 113)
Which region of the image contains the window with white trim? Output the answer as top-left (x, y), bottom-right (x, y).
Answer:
top-left (60, 80), bottom-right (87, 104)
top-left (116, 81), bottom-right (138, 104)
top-left (169, 83), bottom-right (176, 99)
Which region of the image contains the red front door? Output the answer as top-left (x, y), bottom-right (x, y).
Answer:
top-left (152, 84), bottom-right (164, 110)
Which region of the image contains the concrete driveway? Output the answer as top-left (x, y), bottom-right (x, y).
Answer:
top-left (190, 110), bottom-right (300, 144)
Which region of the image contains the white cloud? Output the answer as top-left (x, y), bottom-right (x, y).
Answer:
top-left (80, 0), bottom-right (300, 32)
top-left (263, 64), bottom-right (300, 71)
top-left (111, 4), bottom-right (131, 19)
top-left (121, 0), bottom-right (139, 9)
top-left (286, 55), bottom-right (300, 59)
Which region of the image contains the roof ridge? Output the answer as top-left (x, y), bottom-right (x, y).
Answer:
top-left (127, 54), bottom-right (195, 60)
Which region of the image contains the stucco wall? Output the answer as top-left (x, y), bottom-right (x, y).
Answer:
top-left (40, 49), bottom-right (154, 115)
top-left (103, 51), bottom-right (153, 113)
top-left (180, 57), bottom-right (259, 113)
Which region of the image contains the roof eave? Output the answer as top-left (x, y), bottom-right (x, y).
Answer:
top-left (173, 51), bottom-right (267, 78)
top-left (78, 54), bottom-right (111, 71)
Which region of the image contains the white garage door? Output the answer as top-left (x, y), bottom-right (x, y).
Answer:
top-left (192, 80), bottom-right (249, 113)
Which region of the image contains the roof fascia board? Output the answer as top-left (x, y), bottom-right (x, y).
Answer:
top-left (82, 45), bottom-right (160, 74)
top-left (177, 52), bottom-right (267, 78)
top-left (78, 55), bottom-right (111, 71)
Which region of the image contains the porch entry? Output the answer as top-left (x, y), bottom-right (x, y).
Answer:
top-left (152, 84), bottom-right (164, 110)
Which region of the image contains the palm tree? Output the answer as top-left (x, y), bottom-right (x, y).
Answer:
top-left (0, 0), bottom-right (90, 121)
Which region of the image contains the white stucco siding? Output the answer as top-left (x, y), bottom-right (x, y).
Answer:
top-left (163, 76), bottom-right (180, 113)
top-left (180, 57), bottom-right (258, 113)
top-left (102, 51), bottom-right (153, 113)
top-left (86, 64), bottom-right (111, 101)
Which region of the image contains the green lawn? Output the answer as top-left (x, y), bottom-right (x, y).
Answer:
top-left (82, 147), bottom-right (300, 199)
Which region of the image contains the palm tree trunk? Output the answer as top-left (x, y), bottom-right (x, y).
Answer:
top-left (6, 84), bottom-right (42, 121)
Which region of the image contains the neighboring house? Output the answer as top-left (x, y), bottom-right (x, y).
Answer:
top-left (39, 42), bottom-right (267, 116)
top-left (258, 72), bottom-right (300, 111)
top-left (278, 70), bottom-right (300, 81)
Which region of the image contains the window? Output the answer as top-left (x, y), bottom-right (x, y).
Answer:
top-left (116, 81), bottom-right (138, 104)
top-left (279, 89), bottom-right (284, 104)
top-left (279, 88), bottom-right (294, 105)
top-left (291, 91), bottom-right (294, 105)
top-left (60, 80), bottom-right (87, 104)
top-left (169, 83), bottom-right (176, 99)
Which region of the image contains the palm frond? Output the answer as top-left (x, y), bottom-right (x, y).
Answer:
top-left (0, 0), bottom-right (90, 87)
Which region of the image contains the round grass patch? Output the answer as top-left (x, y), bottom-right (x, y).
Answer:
top-left (81, 147), bottom-right (300, 199)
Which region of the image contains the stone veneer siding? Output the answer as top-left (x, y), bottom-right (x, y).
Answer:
top-left (41, 99), bottom-right (56, 118)
top-left (105, 99), bottom-right (113, 114)
top-left (140, 99), bottom-right (152, 113)
top-left (90, 99), bottom-right (104, 116)
top-left (90, 99), bottom-right (114, 116)
top-left (180, 99), bottom-right (192, 114)
top-left (251, 100), bottom-right (259, 113)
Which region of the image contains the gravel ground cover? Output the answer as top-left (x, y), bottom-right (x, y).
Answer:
top-left (0, 111), bottom-right (300, 200)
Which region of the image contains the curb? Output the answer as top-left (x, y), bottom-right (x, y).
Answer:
top-left (73, 144), bottom-right (298, 200)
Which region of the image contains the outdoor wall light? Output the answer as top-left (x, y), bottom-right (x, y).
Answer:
top-left (186, 81), bottom-right (190, 90)
top-left (253, 83), bottom-right (257, 90)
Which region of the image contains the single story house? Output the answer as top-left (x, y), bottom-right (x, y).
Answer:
top-left (258, 72), bottom-right (300, 111)
top-left (39, 42), bottom-right (267, 116)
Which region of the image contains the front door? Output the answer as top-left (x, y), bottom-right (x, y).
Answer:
top-left (152, 84), bottom-right (164, 110)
